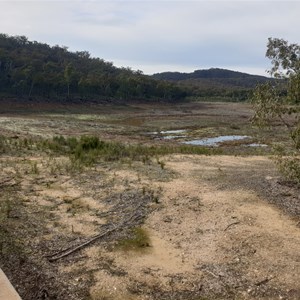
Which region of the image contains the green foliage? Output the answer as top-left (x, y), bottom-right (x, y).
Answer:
top-left (265, 38), bottom-right (300, 78)
top-left (252, 38), bottom-right (300, 184)
top-left (276, 156), bottom-right (300, 184)
top-left (0, 33), bottom-right (186, 101)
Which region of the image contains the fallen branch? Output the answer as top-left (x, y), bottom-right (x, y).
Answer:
top-left (47, 227), bottom-right (117, 262)
top-left (255, 276), bottom-right (274, 286)
top-left (47, 211), bottom-right (144, 262)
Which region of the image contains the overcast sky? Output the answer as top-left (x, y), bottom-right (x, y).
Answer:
top-left (0, 1), bottom-right (299, 76)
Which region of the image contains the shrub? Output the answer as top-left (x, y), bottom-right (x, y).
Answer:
top-left (252, 38), bottom-right (300, 184)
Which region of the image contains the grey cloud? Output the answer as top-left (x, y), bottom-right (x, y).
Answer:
top-left (0, 1), bottom-right (299, 75)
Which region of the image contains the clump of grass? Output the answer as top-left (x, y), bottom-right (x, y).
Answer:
top-left (229, 124), bottom-right (241, 130)
top-left (117, 227), bottom-right (151, 251)
top-left (142, 186), bottom-right (161, 203)
top-left (31, 161), bottom-right (39, 174)
top-left (0, 136), bottom-right (9, 153)
top-left (65, 199), bottom-right (90, 216)
top-left (156, 157), bottom-right (166, 169)
top-left (0, 196), bottom-right (12, 220)
top-left (0, 190), bottom-right (25, 258)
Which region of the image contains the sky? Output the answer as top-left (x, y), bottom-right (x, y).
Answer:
top-left (0, 0), bottom-right (299, 76)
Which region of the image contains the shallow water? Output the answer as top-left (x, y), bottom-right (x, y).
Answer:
top-left (163, 135), bottom-right (186, 140)
top-left (183, 135), bottom-right (249, 146)
top-left (150, 129), bottom-right (187, 135)
top-left (247, 143), bottom-right (268, 147)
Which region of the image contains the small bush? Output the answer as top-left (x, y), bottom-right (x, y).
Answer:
top-left (276, 156), bottom-right (300, 184)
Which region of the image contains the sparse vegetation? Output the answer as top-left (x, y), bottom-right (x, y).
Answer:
top-left (252, 37), bottom-right (300, 184)
top-left (0, 101), bottom-right (299, 300)
top-left (36, 134), bottom-right (221, 170)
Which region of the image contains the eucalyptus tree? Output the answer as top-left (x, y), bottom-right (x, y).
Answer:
top-left (252, 38), bottom-right (300, 183)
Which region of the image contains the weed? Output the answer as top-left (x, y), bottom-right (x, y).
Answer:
top-left (230, 124), bottom-right (241, 130)
top-left (0, 196), bottom-right (12, 220)
top-left (66, 199), bottom-right (90, 216)
top-left (156, 159), bottom-right (166, 169)
top-left (31, 161), bottom-right (39, 174)
top-left (0, 136), bottom-right (9, 153)
top-left (117, 227), bottom-right (151, 251)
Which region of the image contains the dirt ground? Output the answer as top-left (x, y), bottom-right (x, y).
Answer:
top-left (87, 155), bottom-right (300, 300)
top-left (0, 102), bottom-right (299, 299)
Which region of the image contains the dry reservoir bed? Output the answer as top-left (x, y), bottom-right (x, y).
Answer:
top-left (1, 152), bottom-right (300, 300)
top-left (0, 102), bottom-right (299, 299)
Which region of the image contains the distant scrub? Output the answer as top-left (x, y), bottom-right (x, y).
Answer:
top-left (39, 135), bottom-right (220, 166)
top-left (0, 134), bottom-right (221, 171)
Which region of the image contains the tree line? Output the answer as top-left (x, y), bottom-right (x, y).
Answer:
top-left (0, 34), bottom-right (186, 102)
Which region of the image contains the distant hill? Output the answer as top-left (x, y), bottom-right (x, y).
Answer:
top-left (152, 68), bottom-right (269, 81)
top-left (0, 33), bottom-right (186, 102)
top-left (152, 68), bottom-right (277, 101)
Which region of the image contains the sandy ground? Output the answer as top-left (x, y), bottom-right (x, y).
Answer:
top-left (1, 141), bottom-right (299, 298)
top-left (0, 102), bottom-right (300, 300)
top-left (75, 155), bottom-right (299, 300)
top-left (12, 154), bottom-right (296, 300)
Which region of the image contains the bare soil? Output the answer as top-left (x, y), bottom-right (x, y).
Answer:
top-left (0, 102), bottom-right (299, 300)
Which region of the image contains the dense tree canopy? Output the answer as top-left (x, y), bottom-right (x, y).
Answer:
top-left (0, 33), bottom-right (186, 101)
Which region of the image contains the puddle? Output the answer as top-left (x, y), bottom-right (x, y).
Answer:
top-left (150, 129), bottom-right (186, 135)
top-left (148, 130), bottom-right (264, 147)
top-left (148, 129), bottom-right (187, 140)
top-left (183, 135), bottom-right (249, 146)
top-left (247, 143), bottom-right (268, 147)
top-left (160, 129), bottom-right (186, 134)
top-left (163, 135), bottom-right (186, 140)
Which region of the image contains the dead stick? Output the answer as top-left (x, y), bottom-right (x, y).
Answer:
top-left (47, 213), bottom-right (144, 262)
top-left (255, 276), bottom-right (273, 286)
top-left (48, 227), bottom-right (117, 262)
top-left (224, 221), bottom-right (240, 231)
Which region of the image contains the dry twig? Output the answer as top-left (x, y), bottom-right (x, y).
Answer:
top-left (224, 221), bottom-right (240, 231)
top-left (47, 211), bottom-right (144, 262)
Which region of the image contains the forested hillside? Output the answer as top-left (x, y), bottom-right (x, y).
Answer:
top-left (0, 34), bottom-right (186, 102)
top-left (152, 68), bottom-right (277, 101)
top-left (0, 34), bottom-right (282, 103)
